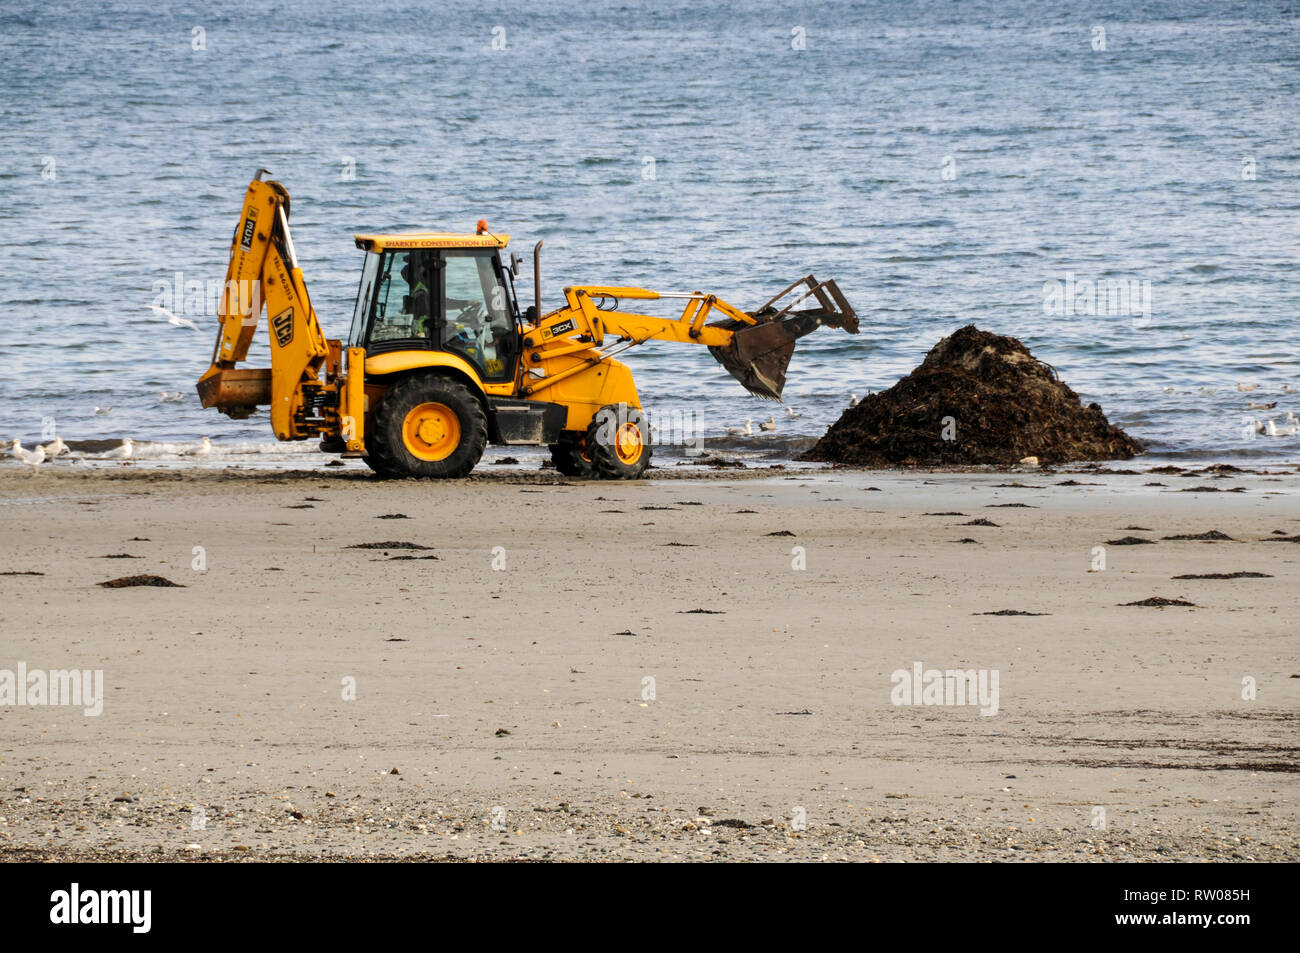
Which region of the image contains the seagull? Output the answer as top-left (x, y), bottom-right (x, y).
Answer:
top-left (104, 438), bottom-right (134, 460)
top-left (8, 439), bottom-right (23, 458)
top-left (158, 391), bottom-right (184, 403)
top-left (1198, 387), bottom-right (1218, 396)
top-left (1265, 419), bottom-right (1299, 437)
top-left (1237, 381), bottom-right (1259, 392)
top-left (759, 414), bottom-right (777, 432)
top-left (784, 405), bottom-right (802, 419)
top-left (93, 406), bottom-right (113, 416)
top-left (193, 436), bottom-right (212, 457)
top-left (1286, 411), bottom-right (1298, 425)
top-left (725, 418), bottom-right (753, 437)
top-left (149, 303), bottom-right (200, 332)
top-left (16, 447), bottom-right (44, 475)
top-left (1162, 387), bottom-right (1176, 394)
top-left (847, 394), bottom-right (860, 408)
top-left (41, 437), bottom-right (69, 457)
top-left (1246, 401), bottom-right (1277, 410)
top-left (1283, 385), bottom-right (1296, 394)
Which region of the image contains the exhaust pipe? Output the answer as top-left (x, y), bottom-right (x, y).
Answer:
top-left (533, 240), bottom-right (543, 321)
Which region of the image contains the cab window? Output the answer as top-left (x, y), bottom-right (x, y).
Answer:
top-left (368, 250), bottom-right (436, 346)
top-left (349, 251), bottom-right (381, 348)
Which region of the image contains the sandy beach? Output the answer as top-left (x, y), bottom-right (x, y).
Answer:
top-left (1, 461), bottom-right (1296, 862)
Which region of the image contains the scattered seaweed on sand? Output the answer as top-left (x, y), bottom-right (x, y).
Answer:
top-left (345, 541), bottom-right (432, 550)
top-left (1162, 530), bottom-right (1233, 541)
top-left (977, 609), bottom-right (1051, 616)
top-left (1106, 536), bottom-right (1155, 546)
top-left (1120, 596), bottom-right (1197, 607)
top-left (98, 574), bottom-right (184, 588)
top-left (1172, 571), bottom-right (1271, 579)
top-left (802, 326), bottom-right (1142, 466)
top-left (962, 518), bottom-right (999, 527)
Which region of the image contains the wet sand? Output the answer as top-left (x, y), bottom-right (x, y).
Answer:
top-left (1, 462), bottom-right (1296, 861)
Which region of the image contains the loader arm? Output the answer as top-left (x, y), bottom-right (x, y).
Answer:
top-left (197, 173), bottom-right (362, 447)
top-left (519, 277), bottom-right (857, 400)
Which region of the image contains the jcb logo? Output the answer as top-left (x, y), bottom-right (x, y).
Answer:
top-left (271, 308), bottom-right (294, 347)
top-left (542, 318), bottom-right (574, 340)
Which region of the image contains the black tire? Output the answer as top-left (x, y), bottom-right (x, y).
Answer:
top-left (366, 373), bottom-right (488, 478)
top-left (549, 434), bottom-right (598, 478)
top-left (360, 455), bottom-right (399, 479)
top-left (588, 404), bottom-right (652, 479)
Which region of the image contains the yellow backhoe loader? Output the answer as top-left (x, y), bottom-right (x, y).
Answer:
top-left (197, 171), bottom-right (858, 479)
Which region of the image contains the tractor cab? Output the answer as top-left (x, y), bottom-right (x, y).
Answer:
top-left (350, 229), bottom-right (523, 383)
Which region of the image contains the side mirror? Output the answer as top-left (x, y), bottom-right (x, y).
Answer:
top-left (510, 253), bottom-right (523, 277)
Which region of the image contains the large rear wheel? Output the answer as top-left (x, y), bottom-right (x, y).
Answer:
top-left (366, 373), bottom-right (487, 478)
top-left (587, 404), bottom-right (651, 479)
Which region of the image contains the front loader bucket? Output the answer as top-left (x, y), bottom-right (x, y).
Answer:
top-left (709, 275), bottom-right (858, 399)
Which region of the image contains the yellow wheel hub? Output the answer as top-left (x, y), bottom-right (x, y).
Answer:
top-left (403, 402), bottom-right (461, 461)
top-left (614, 422), bottom-right (644, 464)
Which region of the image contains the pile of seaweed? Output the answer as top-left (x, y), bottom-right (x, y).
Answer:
top-left (802, 325), bottom-right (1142, 466)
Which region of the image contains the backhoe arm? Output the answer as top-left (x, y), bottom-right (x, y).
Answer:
top-left (197, 172), bottom-right (342, 441)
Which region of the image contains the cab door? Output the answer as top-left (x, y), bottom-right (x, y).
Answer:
top-left (438, 250), bottom-right (519, 383)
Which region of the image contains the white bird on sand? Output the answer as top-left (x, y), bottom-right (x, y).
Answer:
top-left (759, 414), bottom-right (777, 432)
top-left (158, 391), bottom-right (184, 403)
top-left (725, 418), bottom-right (753, 437)
top-left (784, 405), bottom-right (802, 419)
top-left (8, 439), bottom-right (23, 458)
top-left (14, 443), bottom-right (44, 472)
top-left (1237, 381), bottom-right (1259, 392)
top-left (104, 438), bottom-right (134, 460)
top-left (93, 406), bottom-right (113, 416)
top-left (149, 303), bottom-right (200, 332)
top-left (193, 436), bottom-right (212, 457)
top-left (41, 437), bottom-right (69, 457)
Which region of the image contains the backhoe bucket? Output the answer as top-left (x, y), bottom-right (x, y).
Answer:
top-left (709, 276), bottom-right (858, 399)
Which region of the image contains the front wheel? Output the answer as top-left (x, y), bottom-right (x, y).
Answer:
top-left (588, 404), bottom-right (651, 479)
top-left (366, 373), bottom-right (488, 478)
top-left (549, 434), bottom-right (598, 478)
